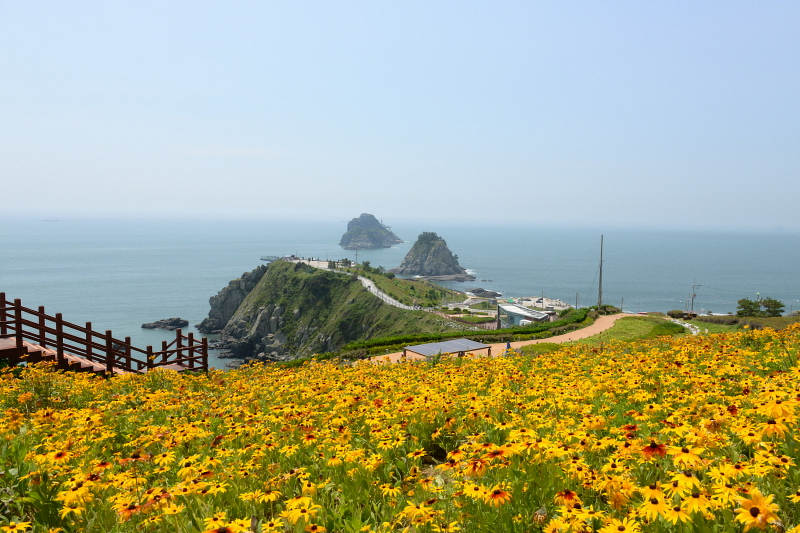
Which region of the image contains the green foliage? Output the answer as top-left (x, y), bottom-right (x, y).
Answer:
top-left (737, 298), bottom-right (763, 317)
top-left (340, 308), bottom-right (591, 356)
top-left (230, 261), bottom-right (463, 358)
top-left (737, 297), bottom-right (785, 317)
top-left (455, 315), bottom-right (496, 324)
top-left (667, 310), bottom-right (684, 319)
top-left (761, 297), bottom-right (785, 317)
top-left (416, 231), bottom-right (445, 246)
top-left (573, 317), bottom-right (685, 347)
top-left (695, 315), bottom-right (800, 331)
top-left (650, 320), bottom-right (688, 336)
top-left (519, 343), bottom-right (562, 356)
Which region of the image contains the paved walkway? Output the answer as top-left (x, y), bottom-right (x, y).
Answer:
top-left (287, 259), bottom-right (646, 365)
top-left (290, 259), bottom-right (428, 311)
top-left (371, 313), bottom-right (642, 363)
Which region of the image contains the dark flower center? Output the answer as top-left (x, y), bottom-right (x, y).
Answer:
top-left (750, 507), bottom-right (760, 518)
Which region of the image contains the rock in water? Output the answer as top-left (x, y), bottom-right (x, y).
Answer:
top-left (339, 213), bottom-right (402, 250)
top-left (390, 232), bottom-right (474, 280)
top-left (141, 318), bottom-right (189, 330)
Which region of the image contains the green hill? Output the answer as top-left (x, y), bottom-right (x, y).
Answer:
top-left (203, 261), bottom-right (463, 361)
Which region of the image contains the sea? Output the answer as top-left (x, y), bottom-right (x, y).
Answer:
top-left (2, 217), bottom-right (799, 369)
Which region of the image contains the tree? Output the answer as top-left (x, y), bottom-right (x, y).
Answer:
top-left (736, 298), bottom-right (762, 317)
top-left (761, 297), bottom-right (785, 317)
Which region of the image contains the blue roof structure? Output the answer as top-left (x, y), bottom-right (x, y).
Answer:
top-left (403, 338), bottom-right (491, 358)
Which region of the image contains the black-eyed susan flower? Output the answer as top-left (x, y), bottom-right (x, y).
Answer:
top-left (483, 487), bottom-right (512, 507)
top-left (735, 489), bottom-right (780, 531)
top-left (639, 496), bottom-right (668, 520)
top-left (0, 522), bottom-right (32, 533)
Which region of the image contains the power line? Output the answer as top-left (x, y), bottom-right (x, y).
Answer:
top-left (696, 284), bottom-right (758, 295)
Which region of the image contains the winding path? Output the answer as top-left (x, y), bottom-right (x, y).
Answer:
top-left (287, 259), bottom-right (646, 364)
top-left (372, 313), bottom-right (643, 363)
top-left (290, 259), bottom-right (429, 311)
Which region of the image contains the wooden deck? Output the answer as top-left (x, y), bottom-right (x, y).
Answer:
top-left (0, 293), bottom-right (208, 375)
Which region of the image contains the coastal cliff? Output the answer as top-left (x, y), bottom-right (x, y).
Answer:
top-left (390, 232), bottom-right (474, 281)
top-left (196, 265), bottom-right (268, 334)
top-left (197, 261), bottom-right (459, 363)
top-left (339, 213), bottom-right (402, 250)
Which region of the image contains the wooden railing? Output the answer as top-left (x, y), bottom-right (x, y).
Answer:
top-left (0, 293), bottom-right (208, 373)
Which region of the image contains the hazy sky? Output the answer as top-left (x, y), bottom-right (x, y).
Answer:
top-left (2, 2), bottom-right (798, 230)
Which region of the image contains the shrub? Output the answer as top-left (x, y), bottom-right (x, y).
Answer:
top-left (667, 310), bottom-right (684, 319)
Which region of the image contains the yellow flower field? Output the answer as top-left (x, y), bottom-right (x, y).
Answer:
top-left (2, 325), bottom-right (800, 532)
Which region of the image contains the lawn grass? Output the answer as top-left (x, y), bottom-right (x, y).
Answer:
top-left (692, 315), bottom-right (800, 332)
top-left (517, 342), bottom-right (561, 356)
top-left (454, 315), bottom-right (496, 324)
top-left (687, 319), bottom-right (739, 334)
top-left (569, 316), bottom-right (686, 347)
top-left (336, 267), bottom-right (463, 307)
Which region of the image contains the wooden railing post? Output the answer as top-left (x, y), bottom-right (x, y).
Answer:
top-left (187, 332), bottom-right (194, 369)
top-left (105, 330), bottom-right (114, 374)
top-left (175, 328), bottom-right (183, 365)
top-left (146, 345), bottom-right (154, 370)
top-left (0, 293), bottom-right (6, 337)
top-left (14, 299), bottom-right (23, 349)
top-left (55, 313), bottom-right (65, 366)
top-left (39, 306), bottom-right (47, 348)
top-left (161, 340), bottom-right (168, 364)
top-left (125, 337), bottom-right (132, 372)
top-left (85, 322), bottom-right (93, 361)
top-left (202, 337), bottom-right (208, 371)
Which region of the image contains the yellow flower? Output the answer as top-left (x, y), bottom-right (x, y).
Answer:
top-left (638, 496), bottom-right (668, 520)
top-left (598, 517), bottom-right (641, 533)
top-left (735, 489), bottom-right (780, 531)
top-left (1, 522), bottom-right (32, 533)
top-left (483, 487), bottom-right (512, 507)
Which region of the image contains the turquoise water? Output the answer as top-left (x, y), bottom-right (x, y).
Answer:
top-left (2, 218), bottom-right (799, 368)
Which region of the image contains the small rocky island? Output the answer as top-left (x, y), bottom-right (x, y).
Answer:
top-left (390, 232), bottom-right (475, 281)
top-left (339, 213), bottom-right (402, 250)
top-left (141, 318), bottom-right (189, 330)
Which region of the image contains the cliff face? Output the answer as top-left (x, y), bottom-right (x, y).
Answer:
top-left (197, 261), bottom-right (458, 362)
top-left (390, 232), bottom-right (469, 277)
top-left (196, 265), bottom-right (268, 334)
top-left (339, 213), bottom-right (402, 250)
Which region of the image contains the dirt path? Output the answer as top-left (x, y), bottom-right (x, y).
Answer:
top-left (371, 313), bottom-right (641, 363)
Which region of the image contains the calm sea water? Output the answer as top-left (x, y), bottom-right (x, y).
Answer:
top-left (2, 218), bottom-right (799, 368)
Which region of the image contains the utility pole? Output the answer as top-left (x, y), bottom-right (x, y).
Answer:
top-left (576, 292), bottom-right (579, 309)
top-left (598, 235), bottom-right (603, 311)
top-left (690, 280), bottom-right (698, 315)
top-left (621, 297), bottom-right (624, 313)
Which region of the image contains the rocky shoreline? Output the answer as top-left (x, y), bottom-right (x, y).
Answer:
top-left (418, 273), bottom-right (476, 282)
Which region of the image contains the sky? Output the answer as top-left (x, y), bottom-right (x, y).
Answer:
top-left (1, 1), bottom-right (799, 230)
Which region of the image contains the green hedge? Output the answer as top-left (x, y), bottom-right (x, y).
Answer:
top-left (340, 308), bottom-right (591, 355)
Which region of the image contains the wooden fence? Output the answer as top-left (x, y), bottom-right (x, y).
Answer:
top-left (0, 293), bottom-right (208, 373)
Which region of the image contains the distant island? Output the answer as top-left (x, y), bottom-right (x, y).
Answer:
top-left (339, 213), bottom-right (402, 250)
top-left (390, 232), bottom-right (475, 281)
